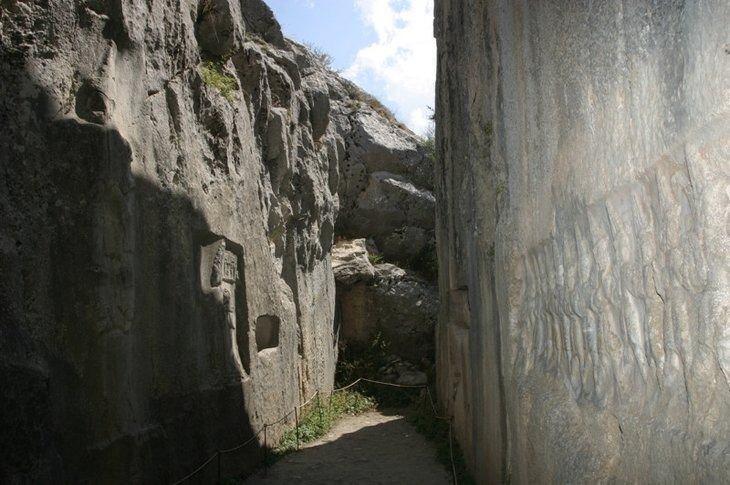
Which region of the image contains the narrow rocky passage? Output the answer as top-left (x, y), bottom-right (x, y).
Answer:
top-left (245, 410), bottom-right (451, 485)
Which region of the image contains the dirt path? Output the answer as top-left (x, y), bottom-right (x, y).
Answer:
top-left (245, 410), bottom-right (451, 484)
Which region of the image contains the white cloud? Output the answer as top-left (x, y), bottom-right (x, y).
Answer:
top-left (344, 0), bottom-right (436, 136)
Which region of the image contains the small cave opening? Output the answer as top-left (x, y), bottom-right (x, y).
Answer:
top-left (255, 314), bottom-right (280, 352)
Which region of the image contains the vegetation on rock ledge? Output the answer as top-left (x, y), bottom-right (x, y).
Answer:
top-left (200, 60), bottom-right (238, 101)
top-left (275, 390), bottom-right (375, 455)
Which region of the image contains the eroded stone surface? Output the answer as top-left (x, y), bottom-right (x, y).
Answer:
top-left (337, 104), bottom-right (436, 264)
top-left (333, 240), bottom-right (438, 365)
top-left (434, 1), bottom-right (730, 483)
top-left (0, 1), bottom-right (418, 482)
top-left (332, 238), bottom-right (375, 286)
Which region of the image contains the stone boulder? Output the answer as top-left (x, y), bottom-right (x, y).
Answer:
top-left (379, 226), bottom-right (429, 263)
top-left (379, 355), bottom-right (428, 386)
top-left (332, 238), bottom-right (375, 286)
top-left (346, 110), bottom-right (433, 190)
top-left (333, 241), bottom-right (438, 365)
top-left (351, 172), bottom-right (435, 239)
top-left (335, 100), bottom-right (435, 265)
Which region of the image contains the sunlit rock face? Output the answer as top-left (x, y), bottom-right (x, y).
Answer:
top-left (332, 239), bottom-right (438, 366)
top-left (337, 106), bottom-right (436, 264)
top-left (434, 0), bottom-right (729, 483)
top-left (0, 0), bottom-right (379, 481)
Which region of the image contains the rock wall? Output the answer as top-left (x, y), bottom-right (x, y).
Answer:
top-left (329, 77), bottom-right (438, 384)
top-left (336, 93), bottom-right (436, 265)
top-left (434, 0), bottom-right (729, 483)
top-left (332, 238), bottom-right (438, 374)
top-left (0, 1), bottom-right (370, 481)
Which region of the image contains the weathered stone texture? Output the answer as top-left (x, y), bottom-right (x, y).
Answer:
top-left (337, 103), bottom-right (436, 264)
top-left (0, 1), bottom-right (365, 481)
top-left (435, 0), bottom-right (729, 483)
top-left (332, 239), bottom-right (438, 365)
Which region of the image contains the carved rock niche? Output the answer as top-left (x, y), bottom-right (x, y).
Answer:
top-left (255, 314), bottom-right (280, 353)
top-left (199, 234), bottom-right (251, 378)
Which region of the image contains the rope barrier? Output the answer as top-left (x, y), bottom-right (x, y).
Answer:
top-left (298, 389), bottom-right (320, 409)
top-left (171, 451), bottom-right (218, 485)
top-left (219, 428), bottom-right (263, 454)
top-left (172, 376), bottom-right (458, 484)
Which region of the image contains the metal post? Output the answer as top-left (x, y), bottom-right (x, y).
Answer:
top-left (317, 391), bottom-right (323, 423)
top-left (263, 424), bottom-right (269, 476)
top-left (294, 406), bottom-right (300, 450)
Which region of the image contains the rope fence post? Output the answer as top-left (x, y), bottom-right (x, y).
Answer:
top-left (294, 405), bottom-right (300, 450)
top-left (316, 391), bottom-right (323, 424)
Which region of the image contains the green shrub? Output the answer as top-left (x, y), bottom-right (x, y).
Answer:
top-left (422, 134), bottom-right (435, 162)
top-left (336, 333), bottom-right (418, 408)
top-left (368, 253), bottom-right (384, 265)
top-left (275, 390), bottom-right (375, 455)
top-left (408, 243), bottom-right (438, 281)
top-left (342, 80), bottom-right (403, 128)
top-left (200, 61), bottom-right (238, 101)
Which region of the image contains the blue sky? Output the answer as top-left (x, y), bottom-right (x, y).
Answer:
top-left (267, 0), bottom-right (436, 135)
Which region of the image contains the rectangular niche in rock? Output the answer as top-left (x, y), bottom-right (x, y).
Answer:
top-left (255, 315), bottom-right (280, 352)
top-left (198, 233), bottom-right (251, 379)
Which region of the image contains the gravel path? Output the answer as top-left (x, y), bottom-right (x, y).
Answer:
top-left (245, 410), bottom-right (451, 485)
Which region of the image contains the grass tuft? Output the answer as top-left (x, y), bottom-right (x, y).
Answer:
top-left (275, 390), bottom-right (375, 455)
top-left (304, 42), bottom-right (335, 70)
top-left (368, 253), bottom-right (384, 265)
top-left (200, 60), bottom-right (238, 101)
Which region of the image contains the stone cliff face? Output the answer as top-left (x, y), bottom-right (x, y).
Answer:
top-left (0, 1), bottom-right (410, 481)
top-left (331, 103), bottom-right (438, 384)
top-left (336, 98), bottom-right (435, 264)
top-left (332, 238), bottom-right (438, 380)
top-left (435, 0), bottom-right (729, 483)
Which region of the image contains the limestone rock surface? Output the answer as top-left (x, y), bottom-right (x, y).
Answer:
top-left (331, 238), bottom-right (375, 286)
top-left (337, 103), bottom-right (436, 264)
top-left (379, 356), bottom-right (428, 386)
top-left (434, 0), bottom-right (730, 483)
top-left (0, 1), bottom-right (408, 482)
top-left (333, 240), bottom-right (438, 365)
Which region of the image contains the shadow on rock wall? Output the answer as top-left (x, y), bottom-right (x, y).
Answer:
top-left (0, 72), bottom-right (261, 483)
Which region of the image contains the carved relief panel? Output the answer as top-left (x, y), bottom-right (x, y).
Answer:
top-left (199, 235), bottom-right (250, 380)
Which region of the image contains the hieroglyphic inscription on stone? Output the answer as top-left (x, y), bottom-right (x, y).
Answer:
top-left (223, 252), bottom-right (238, 283)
